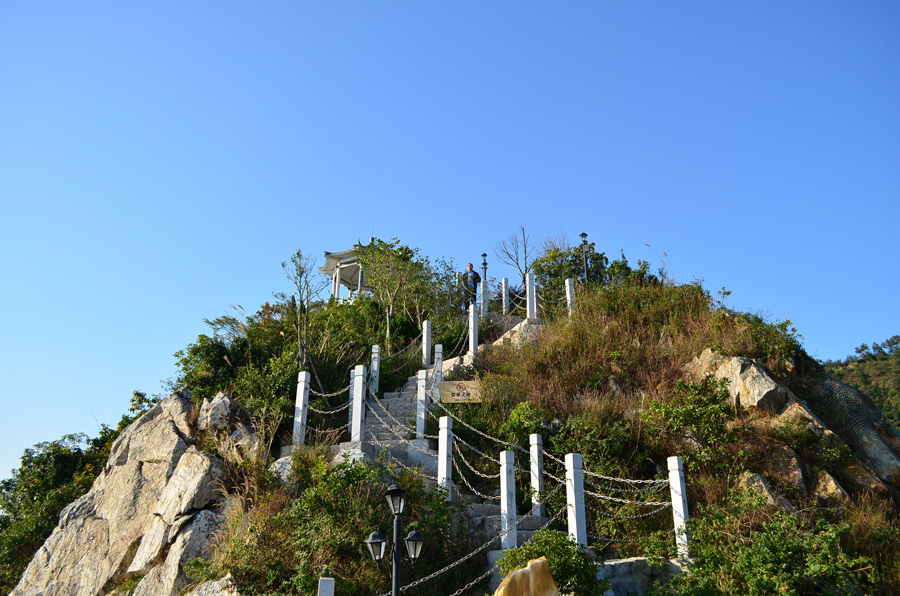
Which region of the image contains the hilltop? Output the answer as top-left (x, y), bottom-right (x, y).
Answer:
top-left (3, 239), bottom-right (900, 595)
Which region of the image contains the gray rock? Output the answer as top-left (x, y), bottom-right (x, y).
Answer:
top-left (270, 455), bottom-right (293, 485)
top-left (198, 393), bottom-right (250, 432)
top-left (133, 509), bottom-right (223, 596)
top-left (685, 348), bottom-right (796, 415)
top-left (12, 391), bottom-right (228, 596)
top-left (768, 445), bottom-right (806, 497)
top-left (186, 574), bottom-right (242, 596)
top-left (813, 472), bottom-right (850, 504)
top-left (739, 472), bottom-right (795, 512)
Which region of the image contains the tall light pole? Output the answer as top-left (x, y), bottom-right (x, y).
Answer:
top-left (364, 484), bottom-right (424, 596)
top-left (579, 232), bottom-right (589, 283)
top-left (481, 253), bottom-right (488, 281)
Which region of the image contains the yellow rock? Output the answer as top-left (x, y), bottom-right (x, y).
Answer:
top-left (494, 556), bottom-right (561, 596)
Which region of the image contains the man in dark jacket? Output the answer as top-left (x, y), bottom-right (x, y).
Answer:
top-left (463, 263), bottom-right (481, 306)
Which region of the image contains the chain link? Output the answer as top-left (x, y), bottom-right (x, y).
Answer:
top-left (583, 487), bottom-right (670, 507)
top-left (454, 443), bottom-right (502, 479)
top-left (453, 455), bottom-right (500, 501)
top-left (308, 399), bottom-right (351, 415)
top-left (585, 501), bottom-right (671, 520)
top-left (309, 383), bottom-right (352, 398)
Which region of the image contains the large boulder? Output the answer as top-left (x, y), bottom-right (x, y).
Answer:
top-left (12, 391), bottom-right (227, 596)
top-left (494, 556), bottom-right (560, 596)
top-left (685, 349), bottom-right (796, 415)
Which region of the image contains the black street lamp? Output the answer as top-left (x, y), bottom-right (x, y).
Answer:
top-left (481, 253), bottom-right (488, 281)
top-left (364, 484), bottom-right (424, 596)
top-left (579, 232), bottom-right (589, 283)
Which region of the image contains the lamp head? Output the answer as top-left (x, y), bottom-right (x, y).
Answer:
top-left (405, 530), bottom-right (424, 563)
top-left (384, 484), bottom-right (406, 515)
top-left (364, 531), bottom-right (387, 562)
top-left (580, 232), bottom-right (588, 244)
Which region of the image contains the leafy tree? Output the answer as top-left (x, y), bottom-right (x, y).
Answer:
top-left (0, 429), bottom-right (119, 592)
top-left (356, 238), bottom-right (451, 352)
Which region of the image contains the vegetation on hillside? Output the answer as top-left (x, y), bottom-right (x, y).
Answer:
top-left (3, 232), bottom-right (899, 595)
top-left (824, 335), bottom-right (900, 427)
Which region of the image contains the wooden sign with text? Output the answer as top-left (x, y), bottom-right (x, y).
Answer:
top-left (439, 380), bottom-right (482, 403)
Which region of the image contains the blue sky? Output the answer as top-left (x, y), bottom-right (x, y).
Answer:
top-left (1, 1), bottom-right (898, 479)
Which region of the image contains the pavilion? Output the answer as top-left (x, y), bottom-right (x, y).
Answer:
top-left (318, 239), bottom-right (375, 300)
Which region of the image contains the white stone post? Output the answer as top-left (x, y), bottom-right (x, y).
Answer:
top-left (565, 453), bottom-right (587, 546)
top-left (438, 416), bottom-right (453, 501)
top-left (501, 450), bottom-right (517, 549)
top-left (416, 369), bottom-right (427, 439)
top-left (565, 278), bottom-right (575, 316)
top-left (350, 365), bottom-right (366, 443)
top-left (369, 345), bottom-right (381, 396)
top-left (502, 277), bottom-right (509, 315)
top-left (423, 320), bottom-right (432, 368)
top-left (317, 578), bottom-right (335, 596)
top-left (668, 456), bottom-right (690, 558)
top-left (468, 303), bottom-right (478, 356)
top-left (526, 272), bottom-right (537, 320)
top-left (348, 368), bottom-right (356, 438)
top-left (481, 279), bottom-right (489, 318)
top-left (432, 344), bottom-right (443, 403)
top-left (529, 434), bottom-right (545, 517)
top-left (293, 371), bottom-right (310, 446)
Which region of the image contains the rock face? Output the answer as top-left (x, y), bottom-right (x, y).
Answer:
top-left (12, 391), bottom-right (227, 596)
top-left (685, 348), bottom-right (796, 415)
top-left (494, 556), bottom-right (560, 596)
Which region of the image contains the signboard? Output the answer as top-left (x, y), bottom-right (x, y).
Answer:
top-left (439, 380), bottom-right (482, 403)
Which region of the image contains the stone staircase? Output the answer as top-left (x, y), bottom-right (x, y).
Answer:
top-left (358, 373), bottom-right (549, 594)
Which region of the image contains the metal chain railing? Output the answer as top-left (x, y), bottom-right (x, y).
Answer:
top-left (452, 455), bottom-right (500, 501)
top-left (454, 442), bottom-right (501, 479)
top-left (309, 383), bottom-right (352, 398)
top-left (308, 399), bottom-right (352, 415)
top-left (585, 501), bottom-right (671, 520)
top-left (380, 484), bottom-right (565, 596)
top-left (583, 487), bottom-right (670, 507)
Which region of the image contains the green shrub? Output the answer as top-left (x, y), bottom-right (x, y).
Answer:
top-left (497, 528), bottom-right (608, 595)
top-left (654, 489), bottom-right (871, 595)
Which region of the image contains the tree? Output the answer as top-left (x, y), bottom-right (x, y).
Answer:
top-left (495, 226), bottom-right (534, 288)
top-left (356, 238), bottom-right (444, 352)
top-left (0, 430), bottom-right (119, 592)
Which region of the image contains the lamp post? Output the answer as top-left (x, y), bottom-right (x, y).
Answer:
top-left (579, 232), bottom-right (589, 283)
top-left (364, 484), bottom-right (424, 596)
top-left (481, 253), bottom-right (488, 280)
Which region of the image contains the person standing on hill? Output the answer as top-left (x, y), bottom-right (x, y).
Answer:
top-left (463, 262), bottom-right (481, 306)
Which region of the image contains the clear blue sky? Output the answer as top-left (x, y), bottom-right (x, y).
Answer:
top-left (2, 1), bottom-right (898, 479)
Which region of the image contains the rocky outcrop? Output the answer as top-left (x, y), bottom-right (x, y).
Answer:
top-left (12, 391), bottom-right (228, 596)
top-left (813, 472), bottom-right (850, 504)
top-left (186, 574), bottom-right (242, 596)
top-left (685, 348), bottom-right (796, 415)
top-left (739, 472), bottom-right (795, 512)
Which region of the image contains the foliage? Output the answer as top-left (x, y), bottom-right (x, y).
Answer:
top-left (643, 378), bottom-right (739, 471)
top-left (356, 238), bottom-right (456, 352)
top-left (497, 528), bottom-right (609, 595)
top-left (653, 490), bottom-right (871, 596)
top-left (197, 449), bottom-right (480, 596)
top-left (0, 428), bottom-right (120, 592)
top-left (499, 401), bottom-right (548, 446)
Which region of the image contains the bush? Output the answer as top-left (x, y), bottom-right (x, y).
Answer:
top-left (654, 489), bottom-right (871, 595)
top-left (497, 527), bottom-right (608, 595)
